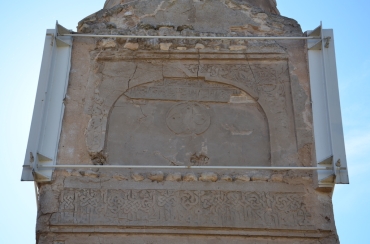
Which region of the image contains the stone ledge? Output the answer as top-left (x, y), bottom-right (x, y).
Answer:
top-left (47, 226), bottom-right (333, 239)
top-left (65, 170), bottom-right (298, 183)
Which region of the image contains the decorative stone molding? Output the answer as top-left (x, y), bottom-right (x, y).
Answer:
top-left (83, 54), bottom-right (299, 167)
top-left (66, 170), bottom-right (281, 183)
top-left (51, 188), bottom-right (313, 229)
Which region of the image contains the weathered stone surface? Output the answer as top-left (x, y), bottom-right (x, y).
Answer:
top-left (39, 233), bottom-right (338, 244)
top-left (199, 172), bottom-right (218, 182)
top-left (251, 174), bottom-right (270, 182)
top-left (229, 45), bottom-right (247, 51)
top-left (160, 43), bottom-right (172, 50)
top-left (148, 171), bottom-right (164, 182)
top-left (35, 0), bottom-right (339, 243)
top-left (107, 77), bottom-right (271, 167)
top-left (195, 43), bottom-right (205, 49)
top-left (48, 179), bottom-right (325, 236)
top-left (104, 0), bottom-right (122, 9)
top-left (270, 174), bottom-right (284, 182)
top-left (39, 185), bottom-right (59, 214)
top-left (166, 172), bottom-right (182, 181)
top-left (123, 42), bottom-right (138, 50)
top-left (183, 173), bottom-right (198, 182)
top-left (99, 38), bottom-right (116, 48)
top-left (83, 170), bottom-right (100, 178)
top-left (221, 174), bottom-right (233, 182)
top-left (113, 174), bottom-right (128, 181)
top-left (235, 174), bottom-right (251, 182)
top-left (50, 185), bottom-right (313, 229)
top-left (103, 0), bottom-right (280, 15)
top-left (131, 173), bottom-right (145, 181)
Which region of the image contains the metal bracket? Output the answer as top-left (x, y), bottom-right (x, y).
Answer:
top-left (308, 26), bottom-right (349, 186)
top-left (56, 21), bottom-right (71, 36)
top-left (324, 37), bottom-right (331, 48)
top-left (55, 21), bottom-right (72, 47)
top-left (21, 24), bottom-right (73, 182)
top-left (308, 22), bottom-right (323, 50)
top-left (308, 40), bottom-right (322, 50)
top-left (317, 156), bottom-right (347, 188)
top-left (335, 159), bottom-right (342, 183)
top-left (318, 156), bottom-right (335, 188)
top-left (55, 37), bottom-right (70, 47)
top-left (308, 23), bottom-right (322, 38)
top-left (307, 24), bottom-right (332, 49)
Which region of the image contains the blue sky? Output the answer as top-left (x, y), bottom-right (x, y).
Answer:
top-left (0, 1), bottom-right (369, 243)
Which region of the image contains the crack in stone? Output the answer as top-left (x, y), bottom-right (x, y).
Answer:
top-left (245, 54), bottom-right (258, 96)
top-left (127, 64), bottom-right (138, 89)
top-left (154, 151), bottom-right (184, 166)
top-left (139, 1), bottom-right (166, 19)
top-left (138, 105), bottom-right (148, 122)
top-left (273, 40), bottom-right (287, 53)
top-left (93, 49), bottom-right (104, 62)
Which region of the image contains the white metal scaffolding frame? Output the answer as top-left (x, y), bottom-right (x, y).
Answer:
top-left (60, 33), bottom-right (319, 40)
top-left (38, 164), bottom-right (346, 171)
top-left (22, 22), bottom-right (348, 190)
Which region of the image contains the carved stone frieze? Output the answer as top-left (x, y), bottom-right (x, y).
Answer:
top-left (51, 189), bottom-right (313, 229)
top-left (124, 78), bottom-right (243, 103)
top-left (84, 58), bottom-right (297, 167)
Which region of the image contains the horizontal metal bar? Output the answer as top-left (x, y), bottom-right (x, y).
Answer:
top-left (61, 34), bottom-right (318, 40)
top-left (38, 164), bottom-right (342, 170)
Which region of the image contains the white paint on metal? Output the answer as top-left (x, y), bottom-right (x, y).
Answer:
top-left (308, 28), bottom-right (349, 184)
top-left (62, 33), bottom-right (317, 40)
top-left (21, 28), bottom-right (72, 182)
top-left (22, 22), bottom-right (348, 185)
top-left (38, 164), bottom-right (339, 171)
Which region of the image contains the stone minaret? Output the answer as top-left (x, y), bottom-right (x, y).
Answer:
top-left (34, 1), bottom-right (341, 243)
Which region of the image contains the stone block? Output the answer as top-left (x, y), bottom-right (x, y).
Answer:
top-left (131, 173), bottom-right (145, 181)
top-left (270, 174), bottom-right (284, 182)
top-left (113, 174), bottom-right (128, 181)
top-left (183, 173), bottom-right (198, 182)
top-left (83, 170), bottom-right (99, 178)
top-left (99, 39), bottom-right (116, 48)
top-left (251, 174), bottom-right (269, 182)
top-left (235, 174), bottom-right (251, 182)
top-left (160, 43), bottom-right (172, 50)
top-left (166, 172), bottom-right (182, 181)
top-left (221, 175), bottom-right (233, 182)
top-left (199, 172), bottom-right (218, 182)
top-left (229, 45), bottom-right (247, 51)
top-left (124, 42), bottom-right (139, 50)
top-left (195, 43), bottom-right (205, 49)
top-left (148, 171), bottom-right (164, 182)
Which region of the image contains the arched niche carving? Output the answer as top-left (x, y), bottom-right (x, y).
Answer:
top-left (105, 78), bottom-right (270, 166)
top-left (84, 59), bottom-right (297, 166)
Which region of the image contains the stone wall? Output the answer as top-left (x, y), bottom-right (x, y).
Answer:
top-left (35, 1), bottom-right (339, 243)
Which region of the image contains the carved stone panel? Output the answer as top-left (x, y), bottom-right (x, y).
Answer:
top-left (124, 79), bottom-right (244, 103)
top-left (106, 79), bottom-right (270, 166)
top-left (166, 102), bottom-right (211, 136)
top-left (84, 58), bottom-right (297, 167)
top-left (51, 188), bottom-right (313, 230)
